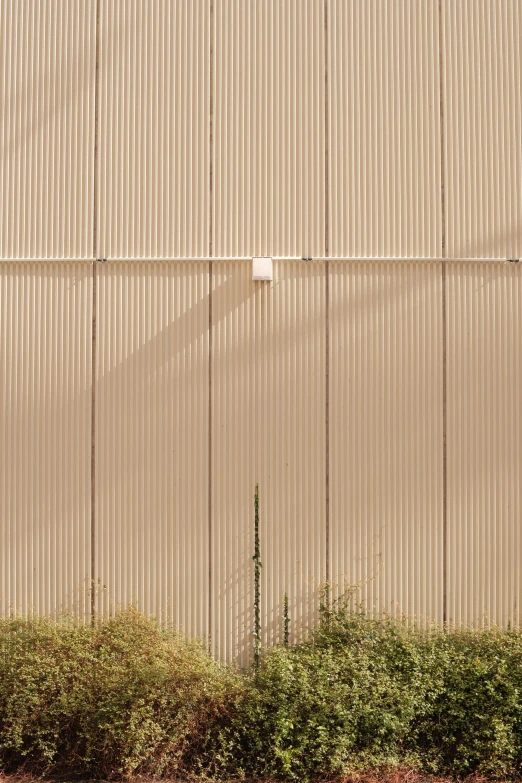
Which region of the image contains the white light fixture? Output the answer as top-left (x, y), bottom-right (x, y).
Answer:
top-left (252, 257), bottom-right (273, 281)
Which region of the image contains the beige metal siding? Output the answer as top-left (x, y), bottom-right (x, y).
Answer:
top-left (446, 262), bottom-right (522, 626)
top-left (3, 1), bottom-right (522, 264)
top-left (443, 1), bottom-right (522, 259)
top-left (327, 1), bottom-right (442, 259)
top-left (0, 261), bottom-right (92, 617)
top-left (329, 260), bottom-right (444, 623)
top-left (2, 0), bottom-right (522, 657)
top-left (1, 257), bottom-right (522, 653)
top-left (211, 260), bottom-right (326, 664)
top-left (97, 0), bottom-right (210, 259)
top-left (213, 1), bottom-right (326, 259)
top-left (95, 261), bottom-right (209, 638)
top-left (0, 0), bottom-right (96, 259)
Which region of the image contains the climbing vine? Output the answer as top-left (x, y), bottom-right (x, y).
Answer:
top-left (252, 484), bottom-right (262, 672)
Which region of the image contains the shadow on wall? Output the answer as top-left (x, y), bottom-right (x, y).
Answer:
top-left (2, 257), bottom-right (522, 660)
top-left (0, 260), bottom-right (463, 658)
top-left (0, 0), bottom-right (130, 162)
top-left (453, 221), bottom-right (522, 261)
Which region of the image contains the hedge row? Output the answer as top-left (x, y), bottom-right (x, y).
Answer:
top-left (1, 604), bottom-right (522, 780)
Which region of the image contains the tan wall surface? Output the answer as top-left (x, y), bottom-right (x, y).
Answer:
top-left (327, 0), bottom-right (443, 259)
top-left (97, 0), bottom-right (210, 259)
top-left (95, 261), bottom-right (210, 638)
top-left (442, 1), bottom-right (522, 259)
top-left (211, 260), bottom-right (326, 663)
top-left (329, 260), bottom-right (444, 623)
top-left (1, 0), bottom-right (522, 660)
top-left (0, 262), bottom-right (92, 617)
top-left (1, 259), bottom-right (522, 658)
top-left (0, 0), bottom-right (96, 259)
top-left (213, 0), bottom-right (325, 259)
top-left (446, 262), bottom-right (522, 626)
top-left (2, 1), bottom-right (521, 260)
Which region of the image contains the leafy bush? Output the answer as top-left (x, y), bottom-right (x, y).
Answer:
top-left (2, 603), bottom-right (522, 780)
top-left (208, 614), bottom-right (425, 779)
top-left (0, 609), bottom-right (240, 778)
top-left (203, 604), bottom-right (522, 780)
top-left (408, 627), bottom-right (522, 777)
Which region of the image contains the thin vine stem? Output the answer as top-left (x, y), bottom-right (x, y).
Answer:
top-left (253, 484), bottom-right (262, 672)
top-left (283, 592), bottom-right (290, 647)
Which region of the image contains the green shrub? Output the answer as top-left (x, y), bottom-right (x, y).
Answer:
top-left (408, 627), bottom-right (522, 777)
top-left (0, 609), bottom-right (239, 778)
top-left (2, 603), bottom-right (522, 780)
top-left (206, 611), bottom-right (431, 780)
top-left (201, 605), bottom-right (522, 781)
top-left (0, 615), bottom-right (93, 771)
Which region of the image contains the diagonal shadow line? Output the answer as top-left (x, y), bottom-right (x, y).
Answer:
top-left (2, 259), bottom-right (521, 637)
top-left (0, 1), bottom-right (128, 162)
top-left (452, 219), bottom-right (522, 262)
top-left (7, 257), bottom-right (517, 531)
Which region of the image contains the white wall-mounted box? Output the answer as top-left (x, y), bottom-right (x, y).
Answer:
top-left (252, 257), bottom-right (273, 281)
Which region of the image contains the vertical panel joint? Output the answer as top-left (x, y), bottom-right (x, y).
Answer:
top-left (438, 0), bottom-right (448, 626)
top-left (91, 262), bottom-right (97, 625)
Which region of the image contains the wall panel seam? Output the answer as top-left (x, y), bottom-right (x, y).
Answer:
top-left (324, 0), bottom-right (329, 259)
top-left (208, 260), bottom-right (213, 647)
top-left (92, 0), bottom-right (101, 259)
top-left (438, 0), bottom-right (446, 257)
top-left (438, 0), bottom-right (448, 625)
top-left (325, 0), bottom-right (330, 588)
top-left (442, 261), bottom-right (447, 624)
top-left (325, 260), bottom-right (330, 586)
top-left (91, 261), bottom-right (97, 624)
top-left (209, 0), bottom-right (214, 260)
top-left (208, 0), bottom-right (214, 648)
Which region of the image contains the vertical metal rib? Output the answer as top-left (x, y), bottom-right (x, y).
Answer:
top-left (92, 0), bottom-right (101, 259)
top-left (91, 262), bottom-right (97, 624)
top-left (324, 0), bottom-right (330, 588)
top-left (438, 0), bottom-right (448, 625)
top-left (208, 0), bottom-right (214, 650)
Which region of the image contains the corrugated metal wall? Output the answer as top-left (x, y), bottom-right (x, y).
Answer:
top-left (3, 257), bottom-right (521, 653)
top-left (95, 261), bottom-right (210, 637)
top-left (1, 1), bottom-right (522, 661)
top-left (97, 0), bottom-right (210, 259)
top-left (0, 262), bottom-right (92, 618)
top-left (2, 0), bottom-right (521, 261)
top-left (442, 0), bottom-right (522, 259)
top-left (329, 260), bottom-right (444, 623)
top-left (0, 0), bottom-right (96, 259)
top-left (446, 262), bottom-right (522, 626)
top-left (211, 260), bottom-right (326, 662)
top-left (327, 0), bottom-right (442, 258)
top-left (213, 0), bottom-right (325, 258)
